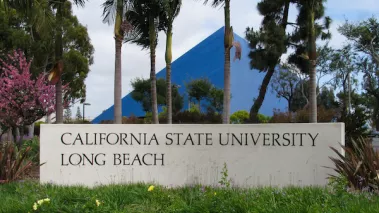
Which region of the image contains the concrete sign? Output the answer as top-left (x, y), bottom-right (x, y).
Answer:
top-left (40, 123), bottom-right (344, 187)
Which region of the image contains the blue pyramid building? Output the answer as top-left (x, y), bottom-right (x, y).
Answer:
top-left (91, 27), bottom-right (286, 124)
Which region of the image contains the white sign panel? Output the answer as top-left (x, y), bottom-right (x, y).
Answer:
top-left (40, 123), bottom-right (344, 187)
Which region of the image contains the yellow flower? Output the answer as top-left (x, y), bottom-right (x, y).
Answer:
top-left (214, 192), bottom-right (217, 196)
top-left (96, 199), bottom-right (101, 207)
top-left (37, 200), bottom-right (43, 205)
top-left (148, 185), bottom-right (155, 192)
top-left (33, 203), bottom-right (38, 211)
top-left (43, 198), bottom-right (50, 203)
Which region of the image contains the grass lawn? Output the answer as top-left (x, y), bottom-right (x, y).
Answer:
top-left (0, 181), bottom-right (378, 213)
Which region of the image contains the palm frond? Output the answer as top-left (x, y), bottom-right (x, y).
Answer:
top-left (101, 0), bottom-right (117, 24)
top-left (199, 0), bottom-right (225, 8)
top-left (72, 0), bottom-right (87, 7)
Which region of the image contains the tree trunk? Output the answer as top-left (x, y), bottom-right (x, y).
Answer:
top-left (7, 128), bottom-right (12, 142)
top-left (113, 0), bottom-right (124, 124)
top-left (376, 117), bottom-right (379, 131)
top-left (165, 26), bottom-right (173, 124)
top-left (222, 0), bottom-right (231, 124)
top-left (249, 66), bottom-right (275, 122)
top-left (55, 1), bottom-right (64, 124)
top-left (114, 38), bottom-right (123, 124)
top-left (347, 72), bottom-right (351, 115)
top-left (149, 16), bottom-right (159, 124)
top-left (18, 126), bottom-right (24, 146)
top-left (46, 113), bottom-right (51, 124)
top-left (28, 123), bottom-right (34, 138)
top-left (12, 127), bottom-right (17, 143)
top-left (223, 49), bottom-right (231, 124)
top-left (341, 81), bottom-right (347, 121)
top-left (308, 11), bottom-right (317, 123)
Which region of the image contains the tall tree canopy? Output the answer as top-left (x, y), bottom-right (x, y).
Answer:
top-left (245, 0), bottom-right (293, 123)
top-left (1, 0), bottom-right (94, 107)
top-left (339, 17), bottom-right (379, 130)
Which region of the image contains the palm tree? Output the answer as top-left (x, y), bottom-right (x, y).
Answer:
top-left (289, 0), bottom-right (331, 123)
top-left (126, 0), bottom-right (163, 124)
top-left (199, 0), bottom-right (240, 124)
top-left (160, 0), bottom-right (182, 124)
top-left (102, 0), bottom-right (134, 124)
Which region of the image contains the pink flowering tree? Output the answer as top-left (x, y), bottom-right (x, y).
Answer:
top-left (0, 50), bottom-right (56, 144)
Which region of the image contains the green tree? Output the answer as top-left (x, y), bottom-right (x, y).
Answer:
top-left (76, 106), bottom-right (82, 120)
top-left (131, 77), bottom-right (183, 114)
top-left (50, 0), bottom-right (88, 124)
top-left (160, 0), bottom-right (182, 124)
top-left (270, 63), bottom-right (300, 111)
top-left (1, 0), bottom-right (54, 75)
top-left (2, 0), bottom-right (93, 106)
top-left (64, 108), bottom-right (72, 123)
top-left (207, 87), bottom-right (224, 114)
top-left (4, 0), bottom-right (90, 124)
top-left (358, 58), bottom-right (379, 130)
top-left (288, 0), bottom-right (331, 123)
top-left (337, 92), bottom-right (370, 143)
top-left (329, 44), bottom-right (359, 121)
top-left (339, 17), bottom-right (379, 130)
top-left (245, 0), bottom-right (292, 123)
top-left (186, 78), bottom-right (213, 111)
top-left (126, 0), bottom-right (164, 124)
top-left (199, 0), bottom-right (241, 124)
top-left (61, 1), bottom-right (94, 105)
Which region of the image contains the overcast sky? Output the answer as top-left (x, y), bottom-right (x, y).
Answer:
top-left (70, 0), bottom-right (379, 120)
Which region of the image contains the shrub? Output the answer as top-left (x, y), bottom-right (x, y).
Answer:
top-left (329, 137), bottom-right (379, 193)
top-left (257, 114), bottom-right (271, 123)
top-left (270, 109), bottom-right (293, 123)
top-left (144, 112), bottom-right (153, 124)
top-left (21, 137), bottom-right (40, 165)
top-left (188, 103), bottom-right (200, 114)
top-left (230, 110), bottom-right (249, 124)
top-left (270, 106), bottom-right (337, 123)
top-left (34, 121), bottom-right (45, 136)
top-left (0, 142), bottom-right (33, 183)
top-left (122, 115), bottom-right (144, 124)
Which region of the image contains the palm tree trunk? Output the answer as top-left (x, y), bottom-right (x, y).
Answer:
top-left (55, 1), bottom-right (64, 124)
top-left (114, 38), bottom-right (122, 124)
top-left (149, 16), bottom-right (159, 124)
top-left (308, 11), bottom-right (317, 123)
top-left (222, 0), bottom-right (231, 124)
top-left (249, 66), bottom-right (275, 122)
top-left (113, 0), bottom-right (124, 124)
top-left (165, 26), bottom-right (173, 124)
